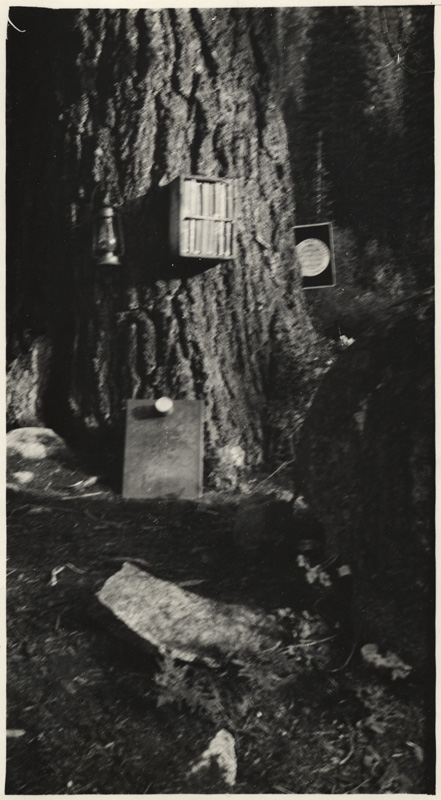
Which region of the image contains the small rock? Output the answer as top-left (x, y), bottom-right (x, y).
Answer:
top-left (7, 335), bottom-right (52, 427)
top-left (12, 471), bottom-right (34, 485)
top-left (7, 428), bottom-right (71, 462)
top-left (406, 741), bottom-right (424, 763)
top-left (214, 444), bottom-right (246, 488)
top-left (361, 643), bottom-right (413, 680)
top-left (189, 729), bottom-right (237, 787)
top-left (6, 427), bottom-right (93, 497)
top-left (293, 495), bottom-right (308, 511)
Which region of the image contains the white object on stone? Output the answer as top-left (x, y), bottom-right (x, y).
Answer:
top-left (155, 396), bottom-right (174, 415)
top-left (189, 729), bottom-right (237, 787)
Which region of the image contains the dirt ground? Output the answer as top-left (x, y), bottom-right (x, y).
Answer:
top-left (6, 455), bottom-right (434, 794)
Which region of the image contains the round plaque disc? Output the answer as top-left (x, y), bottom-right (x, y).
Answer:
top-left (296, 238), bottom-right (331, 277)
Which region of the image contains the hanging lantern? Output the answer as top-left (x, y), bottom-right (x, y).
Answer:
top-left (92, 203), bottom-right (124, 266)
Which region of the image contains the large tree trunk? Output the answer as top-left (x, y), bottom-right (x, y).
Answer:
top-left (7, 8), bottom-right (320, 483)
top-left (297, 289), bottom-right (434, 671)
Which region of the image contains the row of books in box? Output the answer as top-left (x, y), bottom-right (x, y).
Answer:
top-left (181, 218), bottom-right (234, 257)
top-left (182, 178), bottom-right (233, 219)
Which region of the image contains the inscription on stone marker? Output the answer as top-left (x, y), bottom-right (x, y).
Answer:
top-left (122, 399), bottom-right (204, 499)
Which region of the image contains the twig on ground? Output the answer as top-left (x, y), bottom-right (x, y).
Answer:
top-left (194, 504), bottom-right (228, 517)
top-left (177, 579), bottom-right (208, 587)
top-left (21, 503), bottom-right (87, 515)
top-left (84, 508), bottom-right (125, 524)
top-left (7, 503), bottom-right (35, 517)
top-left (57, 490), bottom-right (104, 498)
top-left (339, 729), bottom-right (356, 766)
top-left (84, 508), bottom-right (166, 530)
top-left (344, 776), bottom-right (371, 793)
top-left (324, 640), bottom-right (358, 673)
top-left (50, 562), bottom-right (86, 586)
top-left (289, 634), bottom-right (337, 648)
top-left (251, 460), bottom-right (295, 490)
top-left (65, 562), bottom-right (86, 574)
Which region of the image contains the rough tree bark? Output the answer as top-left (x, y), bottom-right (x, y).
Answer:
top-left (7, 8), bottom-right (321, 483)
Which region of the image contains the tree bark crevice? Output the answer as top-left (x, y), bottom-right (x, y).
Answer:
top-left (189, 8), bottom-right (220, 83)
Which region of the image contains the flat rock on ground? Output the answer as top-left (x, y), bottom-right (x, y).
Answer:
top-left (98, 562), bottom-right (287, 666)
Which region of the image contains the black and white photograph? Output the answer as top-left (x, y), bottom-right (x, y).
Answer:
top-left (6, 3), bottom-right (435, 794)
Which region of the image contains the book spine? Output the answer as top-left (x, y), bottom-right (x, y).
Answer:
top-left (202, 182), bottom-right (210, 217)
top-left (195, 218), bottom-right (203, 253)
top-left (211, 182), bottom-right (216, 217)
top-left (202, 218), bottom-right (209, 255)
top-left (181, 218), bottom-right (190, 255)
top-left (226, 182), bottom-right (233, 219)
top-left (224, 221), bottom-right (232, 256)
top-left (189, 218), bottom-right (196, 253)
top-left (182, 180), bottom-right (191, 218)
top-left (208, 219), bottom-right (215, 255)
top-left (219, 183), bottom-right (226, 218)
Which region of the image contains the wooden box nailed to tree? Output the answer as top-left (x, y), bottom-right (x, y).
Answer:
top-left (169, 176), bottom-right (235, 260)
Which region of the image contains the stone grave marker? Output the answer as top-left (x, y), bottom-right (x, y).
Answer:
top-left (122, 398), bottom-right (204, 499)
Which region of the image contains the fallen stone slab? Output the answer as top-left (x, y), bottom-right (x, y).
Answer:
top-left (97, 562), bottom-right (285, 666)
